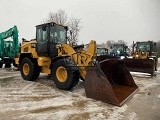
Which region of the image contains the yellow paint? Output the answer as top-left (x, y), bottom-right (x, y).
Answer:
top-left (23, 63), bottom-right (30, 75)
top-left (37, 57), bottom-right (51, 66)
top-left (58, 40), bottom-right (96, 79)
top-left (135, 50), bottom-right (149, 59)
top-left (56, 66), bottom-right (67, 82)
top-left (17, 38), bottom-right (97, 80)
top-left (14, 58), bottom-right (19, 64)
top-left (41, 66), bottom-right (51, 74)
top-left (21, 40), bottom-right (38, 58)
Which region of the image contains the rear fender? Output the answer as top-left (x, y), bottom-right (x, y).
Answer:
top-left (19, 53), bottom-right (32, 64)
top-left (51, 55), bottom-right (70, 64)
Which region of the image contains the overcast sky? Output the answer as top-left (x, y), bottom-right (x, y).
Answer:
top-left (0, 0), bottom-right (160, 45)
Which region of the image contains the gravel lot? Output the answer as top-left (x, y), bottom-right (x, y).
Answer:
top-left (0, 63), bottom-right (160, 120)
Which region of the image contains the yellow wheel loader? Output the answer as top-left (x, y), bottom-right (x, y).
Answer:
top-left (15, 22), bottom-right (138, 106)
top-left (124, 41), bottom-right (157, 76)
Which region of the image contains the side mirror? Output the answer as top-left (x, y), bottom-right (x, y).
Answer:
top-left (22, 38), bottom-right (26, 42)
top-left (64, 26), bottom-right (68, 31)
top-left (42, 25), bottom-right (47, 31)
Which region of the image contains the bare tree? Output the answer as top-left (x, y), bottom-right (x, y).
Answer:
top-left (67, 18), bottom-right (82, 45)
top-left (97, 43), bottom-right (106, 47)
top-left (106, 40), bottom-right (115, 48)
top-left (117, 40), bottom-right (127, 45)
top-left (45, 9), bottom-right (67, 25)
top-left (45, 9), bottom-right (82, 45)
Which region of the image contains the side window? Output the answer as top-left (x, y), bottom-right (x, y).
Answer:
top-left (37, 27), bottom-right (48, 42)
top-left (37, 28), bottom-right (42, 42)
top-left (42, 30), bottom-right (47, 41)
top-left (50, 26), bottom-right (58, 43)
top-left (60, 31), bottom-right (65, 40)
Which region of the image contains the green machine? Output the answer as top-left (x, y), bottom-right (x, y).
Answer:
top-left (0, 26), bottom-right (19, 68)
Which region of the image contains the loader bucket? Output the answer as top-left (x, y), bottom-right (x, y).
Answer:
top-left (96, 55), bottom-right (119, 62)
top-left (84, 59), bottom-right (138, 106)
top-left (124, 58), bottom-right (155, 75)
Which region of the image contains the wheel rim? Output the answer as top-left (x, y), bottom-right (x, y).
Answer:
top-left (56, 66), bottom-right (67, 82)
top-left (23, 63), bottom-right (30, 75)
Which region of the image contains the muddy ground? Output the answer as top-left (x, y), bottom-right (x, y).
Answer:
top-left (0, 63), bottom-right (160, 120)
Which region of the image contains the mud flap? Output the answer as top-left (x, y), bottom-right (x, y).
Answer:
top-left (84, 59), bottom-right (138, 106)
top-left (124, 58), bottom-right (155, 75)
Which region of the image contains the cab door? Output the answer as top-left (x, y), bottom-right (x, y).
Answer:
top-left (48, 25), bottom-right (58, 58)
top-left (36, 25), bottom-right (49, 57)
top-left (36, 24), bottom-right (58, 58)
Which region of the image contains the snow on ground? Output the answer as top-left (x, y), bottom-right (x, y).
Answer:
top-left (0, 65), bottom-right (160, 120)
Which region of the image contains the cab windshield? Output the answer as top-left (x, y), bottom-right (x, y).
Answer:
top-left (112, 45), bottom-right (124, 53)
top-left (50, 25), bottom-right (67, 44)
top-left (136, 42), bottom-right (150, 52)
top-left (97, 48), bottom-right (107, 55)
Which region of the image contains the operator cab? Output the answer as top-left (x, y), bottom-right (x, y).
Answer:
top-left (97, 48), bottom-right (108, 55)
top-left (136, 41), bottom-right (157, 56)
top-left (110, 44), bottom-right (129, 57)
top-left (36, 22), bottom-right (68, 57)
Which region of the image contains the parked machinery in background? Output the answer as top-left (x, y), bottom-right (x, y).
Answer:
top-left (96, 47), bottom-right (120, 61)
top-left (109, 43), bottom-right (130, 58)
top-left (0, 26), bottom-right (19, 68)
top-left (124, 41), bottom-right (157, 76)
top-left (97, 47), bottom-right (108, 55)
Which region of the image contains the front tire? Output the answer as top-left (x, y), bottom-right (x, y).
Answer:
top-left (20, 57), bottom-right (40, 81)
top-left (52, 58), bottom-right (79, 90)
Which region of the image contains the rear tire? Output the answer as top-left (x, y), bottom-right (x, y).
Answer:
top-left (52, 58), bottom-right (79, 90)
top-left (20, 57), bottom-right (40, 81)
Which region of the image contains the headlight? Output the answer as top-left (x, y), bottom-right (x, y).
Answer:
top-left (31, 43), bottom-right (36, 48)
